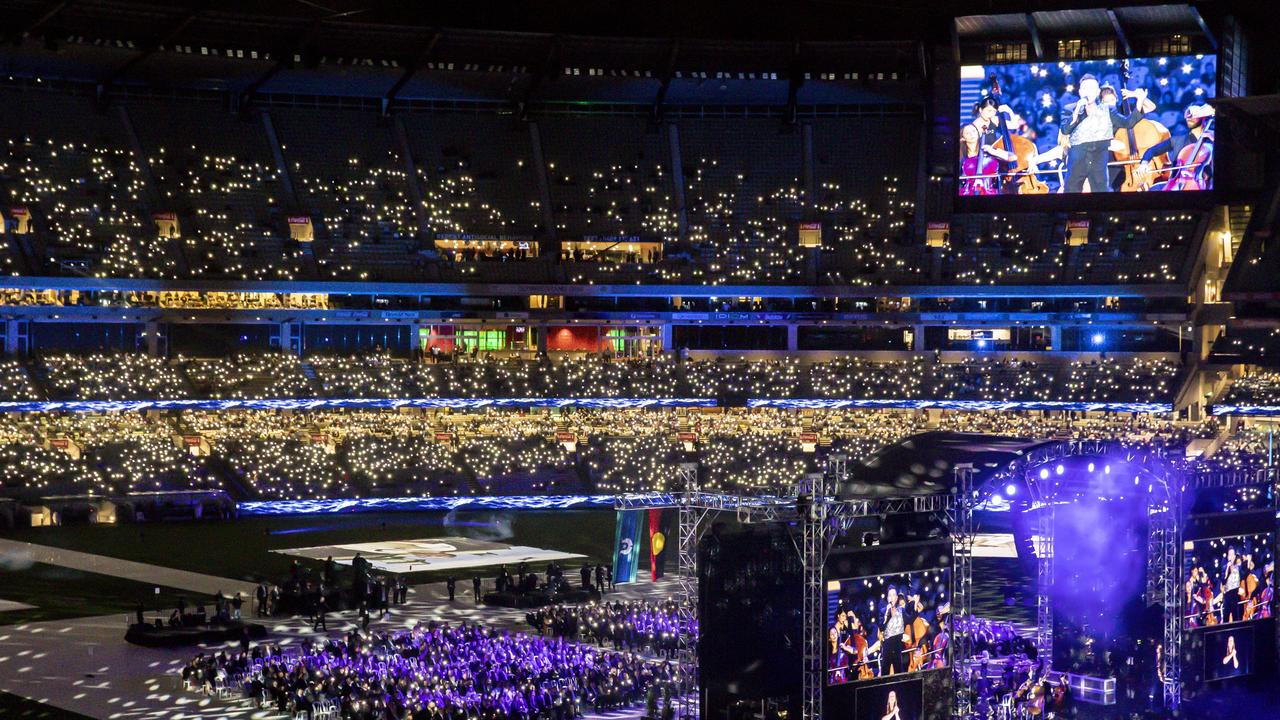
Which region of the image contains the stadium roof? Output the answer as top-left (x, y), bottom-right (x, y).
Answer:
top-left (839, 431), bottom-right (1054, 499)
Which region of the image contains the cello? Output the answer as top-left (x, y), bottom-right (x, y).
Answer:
top-left (1162, 117), bottom-right (1214, 191)
top-left (1112, 59), bottom-right (1172, 191)
top-left (989, 75), bottom-right (1049, 194)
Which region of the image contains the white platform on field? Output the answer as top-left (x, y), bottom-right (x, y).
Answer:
top-left (272, 536), bottom-right (586, 574)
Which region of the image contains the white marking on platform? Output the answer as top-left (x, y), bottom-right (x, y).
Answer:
top-left (0, 600), bottom-right (35, 612)
top-left (273, 536), bottom-right (586, 574)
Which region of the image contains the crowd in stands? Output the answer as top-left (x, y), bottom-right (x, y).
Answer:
top-left (1221, 369), bottom-right (1280, 407)
top-left (0, 402), bottom-right (1266, 502)
top-left (182, 621), bottom-right (686, 720)
top-left (10, 352), bottom-right (1183, 404)
top-left (0, 90), bottom-right (1201, 287)
top-left (527, 600), bottom-right (693, 657)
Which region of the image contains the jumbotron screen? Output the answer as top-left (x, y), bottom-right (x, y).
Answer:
top-left (826, 567), bottom-right (951, 686)
top-left (1183, 532), bottom-right (1274, 628)
top-left (958, 55), bottom-right (1216, 196)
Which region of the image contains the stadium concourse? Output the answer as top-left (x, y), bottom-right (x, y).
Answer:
top-left (2, 1), bottom-right (1280, 720)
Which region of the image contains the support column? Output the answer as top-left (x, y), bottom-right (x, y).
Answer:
top-left (660, 322), bottom-right (674, 355)
top-left (261, 111), bottom-right (299, 208)
top-left (668, 123), bottom-right (689, 244)
top-left (536, 324), bottom-right (549, 355)
top-left (3, 320), bottom-right (19, 356)
top-left (393, 115), bottom-right (432, 244)
top-left (280, 321), bottom-right (302, 356)
top-left (801, 122), bottom-right (815, 200)
top-left (527, 121), bottom-right (558, 254)
top-left (913, 324), bottom-right (926, 351)
top-left (1050, 326), bottom-right (1063, 352)
top-left (143, 321), bottom-right (163, 356)
top-left (408, 321), bottom-right (424, 358)
top-left (786, 324), bottom-right (799, 351)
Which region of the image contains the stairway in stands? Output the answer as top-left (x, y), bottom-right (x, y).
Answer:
top-left (299, 360), bottom-right (328, 397)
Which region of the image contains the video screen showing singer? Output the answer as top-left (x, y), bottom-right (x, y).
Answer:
top-left (957, 55), bottom-right (1216, 196)
top-left (1058, 74), bottom-right (1151, 193)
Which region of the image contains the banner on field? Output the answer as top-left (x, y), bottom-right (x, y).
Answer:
top-left (648, 508), bottom-right (670, 581)
top-left (613, 509), bottom-right (644, 585)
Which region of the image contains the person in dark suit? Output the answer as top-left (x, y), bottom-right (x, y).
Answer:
top-left (446, 576), bottom-right (457, 602)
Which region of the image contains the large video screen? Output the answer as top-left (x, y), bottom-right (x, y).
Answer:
top-left (1183, 532), bottom-right (1274, 628)
top-left (958, 55), bottom-right (1216, 196)
top-left (855, 678), bottom-right (923, 720)
top-left (1205, 625), bottom-right (1254, 681)
top-left (827, 567), bottom-right (950, 686)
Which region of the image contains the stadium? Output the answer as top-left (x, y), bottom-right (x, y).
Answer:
top-left (0, 0), bottom-right (1277, 718)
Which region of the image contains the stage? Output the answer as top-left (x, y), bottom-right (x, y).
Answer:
top-left (272, 536), bottom-right (587, 574)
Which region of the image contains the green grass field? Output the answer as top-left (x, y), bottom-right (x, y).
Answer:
top-left (0, 562), bottom-right (200, 626)
top-left (0, 510), bottom-right (625, 623)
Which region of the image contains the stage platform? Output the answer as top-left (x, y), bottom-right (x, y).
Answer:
top-left (272, 536), bottom-right (586, 574)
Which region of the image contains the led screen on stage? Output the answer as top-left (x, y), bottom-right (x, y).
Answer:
top-left (958, 55), bottom-right (1216, 196)
top-left (855, 678), bottom-right (924, 720)
top-left (1204, 625), bottom-right (1254, 681)
top-left (826, 567), bottom-right (951, 686)
top-left (1183, 532), bottom-right (1274, 628)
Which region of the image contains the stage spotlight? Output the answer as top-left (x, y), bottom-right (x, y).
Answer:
top-left (1055, 464), bottom-right (1064, 475)
top-left (1087, 462), bottom-right (1095, 472)
top-left (1091, 332), bottom-right (1105, 346)
top-left (1005, 483), bottom-right (1017, 496)
top-left (1104, 464), bottom-right (1111, 474)
top-left (1039, 468), bottom-right (1049, 480)
top-left (977, 339), bottom-right (987, 349)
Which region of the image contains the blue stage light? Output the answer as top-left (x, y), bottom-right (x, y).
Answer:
top-left (1005, 483), bottom-right (1017, 496)
top-left (1091, 332), bottom-right (1105, 346)
top-left (977, 339), bottom-right (987, 349)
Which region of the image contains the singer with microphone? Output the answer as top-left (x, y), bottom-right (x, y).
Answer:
top-left (1058, 74), bottom-right (1150, 193)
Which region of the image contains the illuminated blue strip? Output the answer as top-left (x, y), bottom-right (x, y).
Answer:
top-left (238, 494), bottom-right (667, 516)
top-left (747, 399), bottom-right (1173, 413)
top-left (1211, 405), bottom-right (1280, 417)
top-left (0, 397), bottom-right (718, 413)
top-left (0, 396), bottom-right (1176, 414)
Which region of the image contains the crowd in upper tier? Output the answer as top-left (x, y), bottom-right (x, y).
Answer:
top-left (1221, 369), bottom-right (1280, 407)
top-left (0, 88), bottom-right (1199, 286)
top-left (8, 352), bottom-right (1182, 403)
top-left (0, 404), bottom-right (1267, 502)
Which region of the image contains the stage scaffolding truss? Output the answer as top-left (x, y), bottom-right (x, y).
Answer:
top-left (618, 458), bottom-right (955, 720)
top-left (959, 440), bottom-right (1186, 712)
